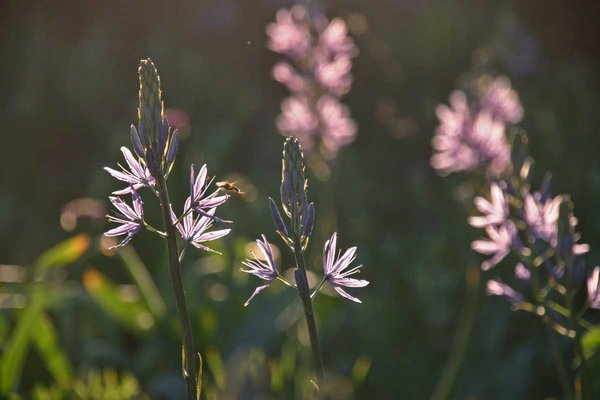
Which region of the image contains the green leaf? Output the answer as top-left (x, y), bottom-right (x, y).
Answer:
top-left (117, 246), bottom-right (166, 319)
top-left (0, 291), bottom-right (48, 394)
top-left (83, 268), bottom-right (154, 333)
top-left (205, 347), bottom-right (225, 390)
top-left (582, 325), bottom-right (600, 360)
top-left (32, 314), bottom-right (73, 388)
top-left (33, 234), bottom-right (91, 273)
top-left (196, 353), bottom-right (203, 400)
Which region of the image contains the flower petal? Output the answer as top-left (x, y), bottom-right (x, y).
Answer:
top-left (244, 283), bottom-right (272, 306)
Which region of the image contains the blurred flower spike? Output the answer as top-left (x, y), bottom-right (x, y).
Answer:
top-left (431, 76), bottom-right (523, 176)
top-left (268, 5), bottom-right (358, 160)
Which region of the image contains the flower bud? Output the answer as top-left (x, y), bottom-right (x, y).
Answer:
top-left (130, 124), bottom-right (145, 159)
top-left (280, 137), bottom-right (308, 223)
top-left (166, 129), bottom-right (179, 171)
top-left (268, 197), bottom-right (288, 237)
top-left (138, 59), bottom-right (163, 151)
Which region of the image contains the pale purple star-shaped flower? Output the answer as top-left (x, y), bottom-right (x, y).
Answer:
top-left (468, 182), bottom-right (508, 228)
top-left (241, 235), bottom-right (279, 306)
top-left (587, 266), bottom-right (600, 309)
top-left (170, 199), bottom-right (231, 254)
top-left (322, 232), bottom-right (369, 303)
top-left (105, 190), bottom-right (144, 249)
top-left (186, 164), bottom-right (229, 216)
top-left (471, 221), bottom-right (520, 271)
top-left (486, 278), bottom-right (524, 303)
top-left (479, 76), bottom-right (524, 125)
top-left (104, 147), bottom-right (155, 195)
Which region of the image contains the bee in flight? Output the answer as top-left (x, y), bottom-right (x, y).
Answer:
top-left (216, 181), bottom-right (244, 194)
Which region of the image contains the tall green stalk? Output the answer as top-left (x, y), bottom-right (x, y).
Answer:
top-left (292, 235), bottom-right (325, 388)
top-left (157, 173), bottom-right (198, 400)
top-left (137, 59), bottom-right (198, 400)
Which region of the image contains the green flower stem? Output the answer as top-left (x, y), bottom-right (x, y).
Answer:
top-left (566, 289), bottom-right (592, 400)
top-left (543, 317), bottom-right (573, 400)
top-left (311, 276), bottom-right (327, 300)
top-left (156, 174), bottom-right (197, 400)
top-left (530, 258), bottom-right (573, 400)
top-left (292, 235), bottom-right (325, 390)
top-left (431, 265), bottom-right (480, 400)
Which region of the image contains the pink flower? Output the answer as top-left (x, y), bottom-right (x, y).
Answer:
top-left (272, 62), bottom-right (307, 92)
top-left (587, 266), bottom-right (600, 309)
top-left (480, 76), bottom-right (524, 125)
top-left (318, 96), bottom-right (357, 157)
top-left (431, 91), bottom-right (510, 175)
top-left (277, 96), bottom-right (319, 140)
top-left (317, 18), bottom-right (357, 57)
top-left (266, 6), bottom-right (311, 58)
top-left (468, 182), bottom-right (508, 228)
top-left (471, 221), bottom-right (521, 271)
top-left (314, 55), bottom-right (353, 96)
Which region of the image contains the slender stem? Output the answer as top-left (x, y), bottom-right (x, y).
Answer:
top-left (143, 219), bottom-right (167, 237)
top-left (431, 265), bottom-right (480, 400)
top-left (544, 317), bottom-right (573, 400)
top-left (276, 275), bottom-right (296, 288)
top-left (179, 243), bottom-right (189, 264)
top-left (566, 291), bottom-right (592, 400)
top-left (156, 174), bottom-right (197, 400)
top-left (528, 255), bottom-right (573, 400)
top-left (311, 276), bottom-right (327, 300)
top-left (292, 235), bottom-right (325, 390)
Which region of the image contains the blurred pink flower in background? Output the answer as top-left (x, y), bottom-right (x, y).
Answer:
top-left (479, 76), bottom-right (523, 125)
top-left (431, 75), bottom-right (523, 176)
top-left (165, 108), bottom-right (191, 138)
top-left (268, 5), bottom-right (358, 159)
top-left (266, 6), bottom-right (311, 59)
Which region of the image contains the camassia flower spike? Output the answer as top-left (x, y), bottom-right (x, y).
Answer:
top-left (241, 136), bottom-right (368, 389)
top-left (103, 59), bottom-right (232, 400)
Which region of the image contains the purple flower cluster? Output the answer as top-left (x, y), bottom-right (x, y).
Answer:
top-left (467, 158), bottom-right (600, 318)
top-left (105, 153), bottom-right (230, 251)
top-left (268, 5), bottom-right (358, 159)
top-left (431, 76), bottom-right (523, 176)
top-left (103, 59), bottom-right (230, 253)
top-left (241, 231), bottom-right (368, 305)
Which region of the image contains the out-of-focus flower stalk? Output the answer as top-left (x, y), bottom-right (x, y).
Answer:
top-left (268, 5), bottom-right (358, 162)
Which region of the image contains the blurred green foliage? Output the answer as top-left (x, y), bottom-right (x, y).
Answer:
top-left (2, 0), bottom-right (600, 399)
